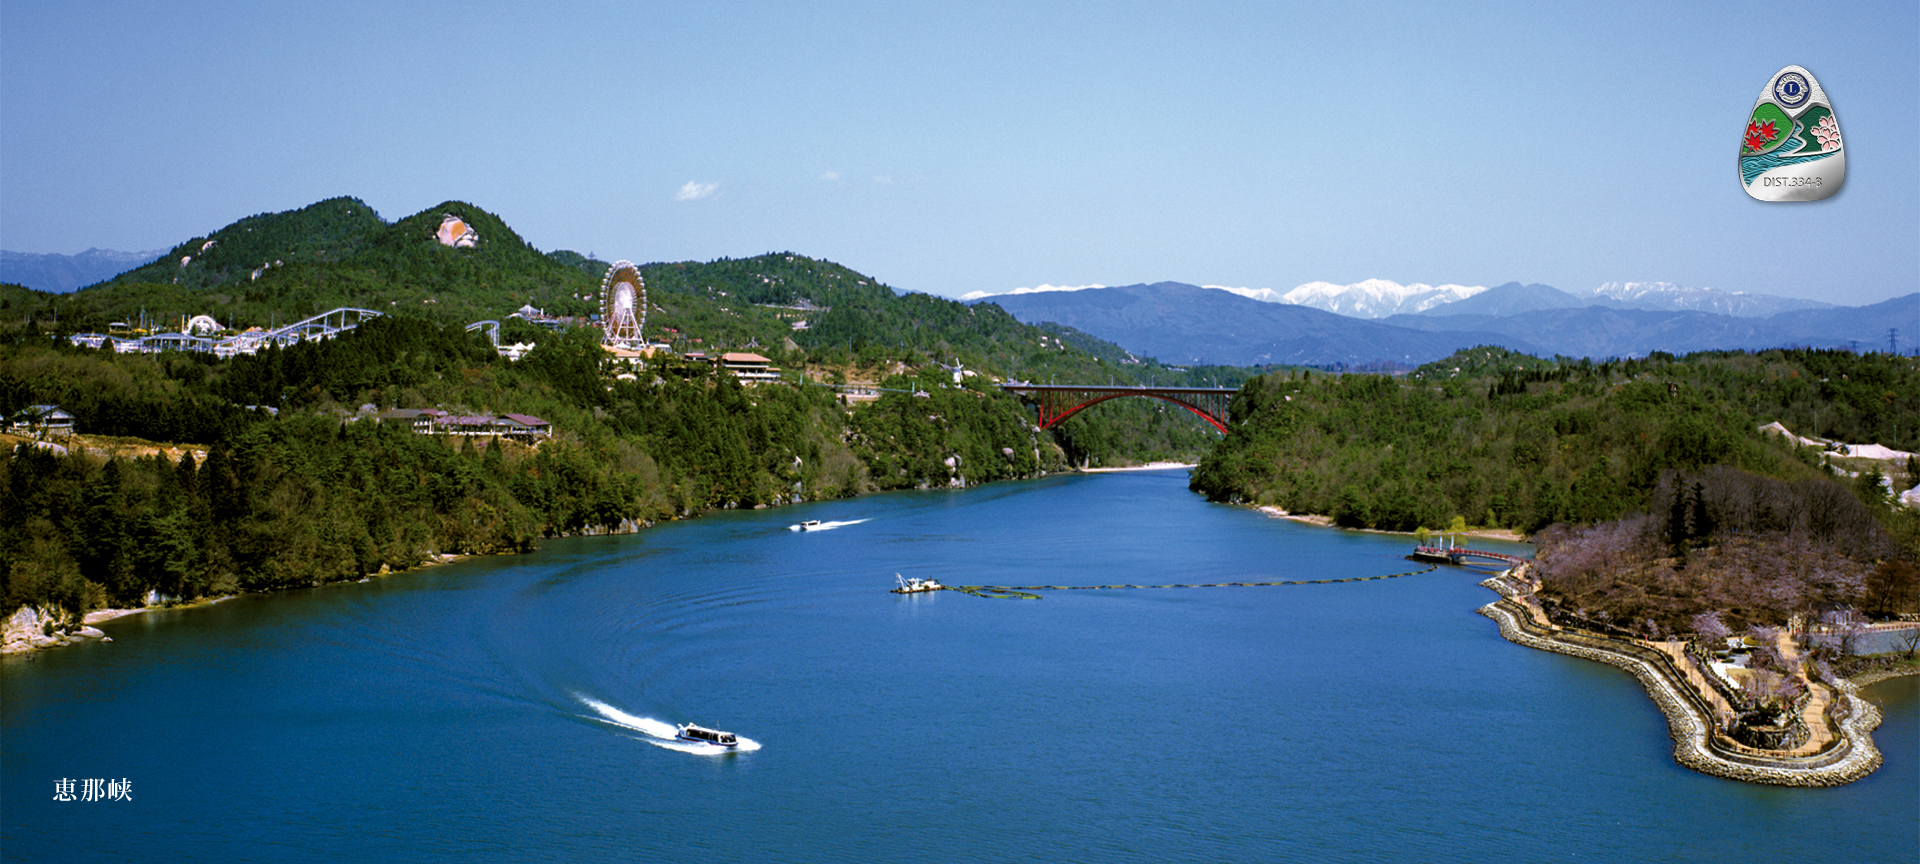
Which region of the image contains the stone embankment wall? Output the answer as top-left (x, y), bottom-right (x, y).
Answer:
top-left (1477, 568), bottom-right (1887, 787)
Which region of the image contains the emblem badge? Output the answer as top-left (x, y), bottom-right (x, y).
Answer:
top-left (1741, 65), bottom-right (1842, 201)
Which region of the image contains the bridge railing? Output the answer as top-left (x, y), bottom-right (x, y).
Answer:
top-left (1412, 545), bottom-right (1530, 566)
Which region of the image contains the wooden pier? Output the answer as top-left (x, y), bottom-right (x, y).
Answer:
top-left (1410, 546), bottom-right (1529, 567)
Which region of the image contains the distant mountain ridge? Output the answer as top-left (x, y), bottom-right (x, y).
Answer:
top-left (1585, 281), bottom-right (1835, 317)
top-left (973, 281), bottom-right (1538, 367)
top-left (0, 248), bottom-right (165, 292)
top-left (976, 281), bottom-right (1918, 366)
top-left (1416, 282), bottom-right (1586, 317)
top-left (968, 279), bottom-right (1839, 321)
top-left (1382, 294), bottom-right (1917, 358)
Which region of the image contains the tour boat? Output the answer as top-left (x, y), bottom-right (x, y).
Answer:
top-left (892, 573), bottom-right (944, 593)
top-left (676, 723), bottom-right (740, 748)
top-left (794, 520), bottom-right (822, 531)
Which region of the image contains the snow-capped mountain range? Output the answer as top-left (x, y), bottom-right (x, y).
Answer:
top-left (1247, 280), bottom-right (1487, 317)
top-left (967, 279), bottom-right (1833, 320)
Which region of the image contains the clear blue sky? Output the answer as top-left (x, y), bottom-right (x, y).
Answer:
top-left (2, 1), bottom-right (1915, 305)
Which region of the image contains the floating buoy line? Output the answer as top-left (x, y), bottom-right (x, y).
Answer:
top-left (932, 563), bottom-right (1442, 600)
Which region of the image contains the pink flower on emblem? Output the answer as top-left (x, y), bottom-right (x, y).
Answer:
top-left (1811, 115), bottom-right (1841, 152)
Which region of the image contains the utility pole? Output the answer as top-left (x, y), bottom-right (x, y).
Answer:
top-left (1890, 328), bottom-right (1899, 356)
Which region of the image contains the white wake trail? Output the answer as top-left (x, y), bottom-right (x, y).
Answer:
top-left (574, 693), bottom-right (761, 753)
top-left (788, 518), bottom-right (870, 532)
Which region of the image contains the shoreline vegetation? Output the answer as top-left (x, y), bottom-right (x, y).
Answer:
top-left (1253, 505), bottom-right (1529, 543)
top-left (0, 452), bottom-right (1198, 658)
top-left (3, 551), bottom-right (476, 655)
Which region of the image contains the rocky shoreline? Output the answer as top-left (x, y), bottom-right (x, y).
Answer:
top-left (1476, 567), bottom-right (1902, 787)
top-left (1, 552), bottom-right (477, 658)
top-left (2, 605), bottom-right (114, 654)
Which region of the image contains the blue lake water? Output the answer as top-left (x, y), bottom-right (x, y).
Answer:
top-left (4, 469), bottom-right (1915, 862)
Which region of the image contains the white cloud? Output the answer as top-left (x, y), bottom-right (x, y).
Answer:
top-left (819, 171), bottom-right (841, 182)
top-left (673, 181), bottom-right (719, 201)
top-left (958, 284), bottom-right (1105, 301)
top-left (871, 175), bottom-right (893, 185)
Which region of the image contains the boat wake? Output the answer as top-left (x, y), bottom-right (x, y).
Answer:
top-left (574, 694), bottom-right (761, 754)
top-left (788, 518), bottom-right (869, 532)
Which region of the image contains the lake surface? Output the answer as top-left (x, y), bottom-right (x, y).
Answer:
top-left (4, 469), bottom-right (1915, 862)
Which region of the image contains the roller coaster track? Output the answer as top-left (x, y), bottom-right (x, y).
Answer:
top-left (466, 320), bottom-right (501, 347)
top-left (76, 307), bottom-right (387, 356)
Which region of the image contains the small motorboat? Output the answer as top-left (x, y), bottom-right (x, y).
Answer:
top-left (791, 520), bottom-right (822, 531)
top-left (892, 573), bottom-right (944, 594)
top-left (676, 723), bottom-right (740, 748)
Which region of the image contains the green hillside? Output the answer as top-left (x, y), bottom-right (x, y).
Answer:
top-left (113, 196), bottom-right (387, 288)
top-left (1192, 346), bottom-right (1919, 544)
top-left (86, 198), bottom-right (598, 327)
top-left (21, 198), bottom-right (1244, 394)
top-left (8, 197), bottom-right (1234, 464)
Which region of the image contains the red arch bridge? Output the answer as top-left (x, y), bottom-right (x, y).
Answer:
top-left (999, 384), bottom-right (1237, 434)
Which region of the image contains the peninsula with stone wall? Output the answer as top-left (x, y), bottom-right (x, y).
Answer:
top-left (1477, 563), bottom-right (1905, 787)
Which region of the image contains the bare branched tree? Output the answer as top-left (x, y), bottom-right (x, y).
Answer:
top-left (1693, 610), bottom-right (1732, 643)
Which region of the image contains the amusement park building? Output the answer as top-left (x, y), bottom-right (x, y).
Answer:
top-left (9, 405), bottom-right (75, 437)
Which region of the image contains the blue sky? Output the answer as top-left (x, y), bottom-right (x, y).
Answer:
top-left (2, 1), bottom-right (1915, 305)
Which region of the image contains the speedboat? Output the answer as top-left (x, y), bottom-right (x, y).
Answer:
top-left (791, 520), bottom-right (822, 531)
top-left (676, 723), bottom-right (740, 748)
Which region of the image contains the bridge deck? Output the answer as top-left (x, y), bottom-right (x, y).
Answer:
top-left (1411, 546), bottom-right (1529, 566)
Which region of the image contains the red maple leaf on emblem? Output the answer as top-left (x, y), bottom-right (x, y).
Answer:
top-left (1744, 120), bottom-right (1778, 152)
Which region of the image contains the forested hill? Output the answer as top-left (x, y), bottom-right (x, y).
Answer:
top-left (10, 195), bottom-right (1254, 471)
top-left (1191, 346), bottom-right (1920, 547)
top-left (26, 197), bottom-right (1253, 391)
top-left (19, 197), bottom-right (1264, 473)
top-left (88, 198), bottom-right (601, 325)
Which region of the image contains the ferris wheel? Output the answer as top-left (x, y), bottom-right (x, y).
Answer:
top-left (600, 261), bottom-right (645, 347)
